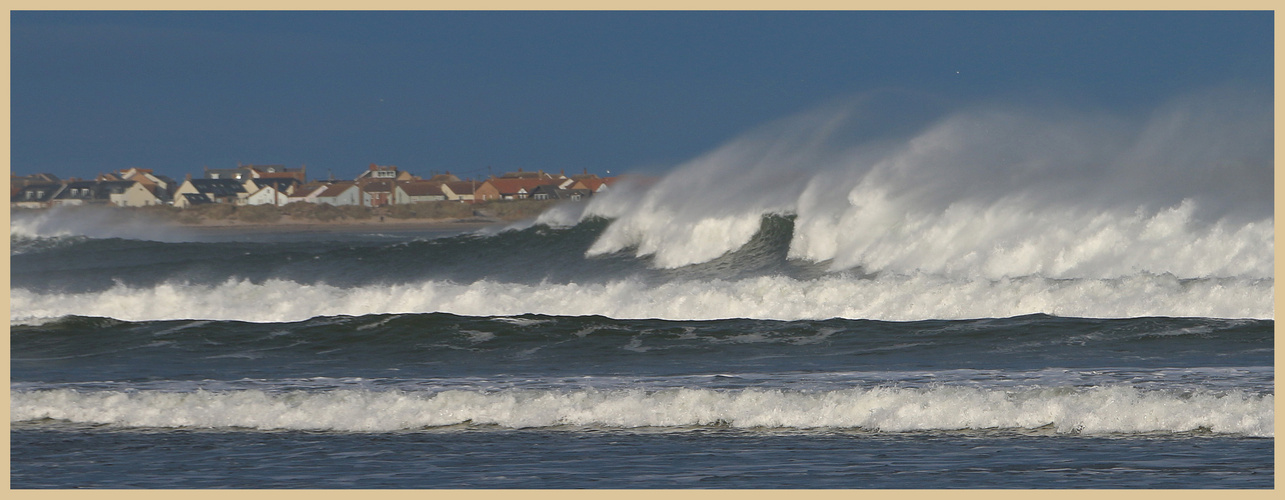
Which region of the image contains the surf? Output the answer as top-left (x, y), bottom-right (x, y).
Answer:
top-left (11, 385), bottom-right (1273, 437)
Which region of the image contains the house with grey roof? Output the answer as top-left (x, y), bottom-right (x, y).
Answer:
top-left (11, 183), bottom-right (65, 209)
top-left (173, 178), bottom-right (248, 208)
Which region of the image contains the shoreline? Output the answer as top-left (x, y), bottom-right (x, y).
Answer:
top-left (173, 216), bottom-right (508, 233)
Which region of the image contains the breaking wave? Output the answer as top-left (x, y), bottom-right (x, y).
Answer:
top-left (565, 88), bottom-right (1273, 279)
top-left (9, 272), bottom-right (1273, 324)
top-left (12, 386), bottom-right (1272, 436)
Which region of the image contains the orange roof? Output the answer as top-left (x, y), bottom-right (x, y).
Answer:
top-left (575, 177), bottom-right (618, 191)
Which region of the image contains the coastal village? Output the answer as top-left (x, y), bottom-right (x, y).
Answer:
top-left (10, 163), bottom-right (619, 211)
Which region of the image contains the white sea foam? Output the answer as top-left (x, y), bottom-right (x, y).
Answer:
top-left (9, 273), bottom-right (1273, 324)
top-left (579, 88), bottom-right (1273, 278)
top-left (11, 386), bottom-right (1272, 436)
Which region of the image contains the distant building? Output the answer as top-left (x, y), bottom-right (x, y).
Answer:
top-left (11, 183), bottom-right (65, 209)
top-left (311, 182), bottom-right (361, 206)
top-left (572, 177), bottom-right (617, 193)
top-left (360, 180), bottom-right (395, 208)
top-left (11, 173), bottom-right (61, 191)
top-left (244, 185), bottom-right (290, 206)
top-left (497, 168), bottom-right (564, 181)
top-left (395, 181), bottom-right (448, 204)
top-left (243, 177), bottom-right (300, 197)
top-left (441, 181), bottom-right (478, 203)
top-left (46, 180), bottom-right (158, 207)
top-left (475, 178), bottom-right (565, 201)
top-left (356, 164), bottom-right (415, 181)
top-left (172, 178), bottom-right (248, 208)
top-left (205, 164), bottom-right (306, 183)
top-left (425, 173), bottom-right (461, 183)
top-left (530, 185), bottom-right (593, 201)
top-left (286, 183), bottom-right (329, 205)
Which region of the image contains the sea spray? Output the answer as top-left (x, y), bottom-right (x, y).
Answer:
top-left (578, 88), bottom-right (1273, 277)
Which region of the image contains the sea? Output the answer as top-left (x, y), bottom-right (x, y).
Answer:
top-left (9, 93), bottom-right (1276, 488)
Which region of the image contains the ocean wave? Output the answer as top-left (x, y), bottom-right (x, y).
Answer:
top-left (574, 88), bottom-right (1273, 278)
top-left (9, 273), bottom-right (1273, 324)
top-left (12, 386), bottom-right (1272, 436)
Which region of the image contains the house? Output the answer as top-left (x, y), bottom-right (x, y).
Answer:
top-left (12, 183), bottom-right (65, 209)
top-left (173, 178), bottom-right (248, 208)
top-left (395, 181), bottom-right (447, 204)
top-left (243, 177), bottom-right (299, 197)
top-left (356, 163), bottom-right (415, 181)
top-left (204, 166), bottom-right (254, 181)
top-left (529, 185), bottom-right (593, 201)
top-left (111, 181), bottom-right (163, 207)
top-left (497, 168), bottom-right (564, 181)
top-left (441, 181), bottom-right (478, 203)
top-left (111, 167), bottom-right (176, 202)
top-left (360, 180), bottom-right (395, 207)
top-left (286, 183), bottom-right (330, 204)
top-left (46, 180), bottom-right (154, 207)
top-left (205, 164), bottom-right (306, 183)
top-left (11, 173), bottom-right (61, 191)
top-left (247, 164), bottom-right (307, 183)
top-left (425, 173), bottom-right (461, 183)
top-left (244, 185), bottom-right (290, 206)
top-left (311, 182), bottom-right (361, 206)
top-left (50, 181), bottom-right (99, 206)
top-left (475, 178), bottom-right (563, 201)
top-left (571, 177), bottom-right (617, 193)
top-left (180, 193), bottom-right (215, 206)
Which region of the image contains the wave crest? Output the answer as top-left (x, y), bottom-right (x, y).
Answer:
top-left (10, 273), bottom-right (1273, 324)
top-left (577, 88), bottom-right (1273, 279)
top-left (12, 386), bottom-right (1272, 436)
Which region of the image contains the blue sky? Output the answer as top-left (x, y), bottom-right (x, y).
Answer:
top-left (10, 11), bottom-right (1273, 182)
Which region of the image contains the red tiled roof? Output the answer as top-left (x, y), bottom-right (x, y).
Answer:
top-left (575, 177), bottom-right (618, 191)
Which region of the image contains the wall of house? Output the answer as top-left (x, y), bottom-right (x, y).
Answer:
top-left (317, 186), bottom-right (361, 206)
top-left (474, 183), bottom-right (500, 201)
top-left (112, 182), bottom-right (160, 207)
top-left (172, 182), bottom-right (200, 209)
top-left (245, 187), bottom-right (288, 206)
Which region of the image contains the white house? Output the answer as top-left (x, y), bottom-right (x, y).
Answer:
top-left (244, 186), bottom-right (290, 206)
top-left (285, 184), bottom-right (328, 204)
top-left (394, 181), bottom-right (447, 204)
top-left (312, 182), bottom-right (361, 206)
top-left (112, 181), bottom-right (162, 207)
